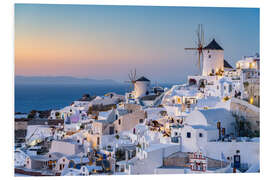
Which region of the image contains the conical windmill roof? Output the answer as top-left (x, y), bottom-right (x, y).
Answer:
top-left (203, 39), bottom-right (223, 50)
top-left (136, 76), bottom-right (150, 82)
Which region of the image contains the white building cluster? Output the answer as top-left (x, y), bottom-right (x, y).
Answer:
top-left (14, 39), bottom-right (260, 176)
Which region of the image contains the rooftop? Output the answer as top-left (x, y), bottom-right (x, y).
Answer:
top-left (136, 76), bottom-right (150, 82)
top-left (140, 95), bottom-right (159, 101)
top-left (203, 39), bottom-right (223, 50)
top-left (224, 59), bottom-right (233, 69)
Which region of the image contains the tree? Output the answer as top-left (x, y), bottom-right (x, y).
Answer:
top-left (28, 110), bottom-right (37, 119)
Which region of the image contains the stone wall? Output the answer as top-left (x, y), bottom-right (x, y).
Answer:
top-left (163, 152), bottom-right (228, 169)
top-left (230, 98), bottom-right (260, 133)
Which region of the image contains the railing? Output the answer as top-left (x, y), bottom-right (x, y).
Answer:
top-left (231, 98), bottom-right (260, 113)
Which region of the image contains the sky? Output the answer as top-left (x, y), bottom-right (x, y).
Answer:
top-left (15, 4), bottom-right (259, 83)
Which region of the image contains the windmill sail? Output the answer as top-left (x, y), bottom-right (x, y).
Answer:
top-left (185, 24), bottom-right (205, 74)
top-left (124, 69), bottom-right (137, 92)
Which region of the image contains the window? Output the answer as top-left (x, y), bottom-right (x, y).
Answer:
top-left (217, 122), bottom-right (221, 129)
top-left (118, 119), bottom-right (121, 125)
top-left (209, 55), bottom-right (211, 58)
top-left (229, 85), bottom-right (232, 93)
top-left (199, 133), bottom-right (203, 138)
top-left (97, 137), bottom-right (100, 145)
top-left (139, 119), bottom-right (144, 123)
top-left (175, 132), bottom-right (178, 136)
top-left (187, 132), bottom-right (191, 138)
top-left (109, 126), bottom-right (114, 135)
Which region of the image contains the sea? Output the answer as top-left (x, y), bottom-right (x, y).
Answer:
top-left (15, 83), bottom-right (175, 113)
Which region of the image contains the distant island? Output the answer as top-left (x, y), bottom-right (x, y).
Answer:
top-left (15, 76), bottom-right (122, 85)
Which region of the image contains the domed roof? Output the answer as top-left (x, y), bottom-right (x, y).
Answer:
top-left (185, 108), bottom-right (234, 127)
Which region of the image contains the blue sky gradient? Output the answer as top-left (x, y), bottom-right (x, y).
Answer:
top-left (15, 4), bottom-right (259, 83)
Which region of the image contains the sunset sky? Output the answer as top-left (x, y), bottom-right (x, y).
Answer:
top-left (15, 4), bottom-right (259, 83)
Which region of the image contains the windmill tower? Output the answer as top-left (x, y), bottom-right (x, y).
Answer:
top-left (124, 69), bottom-right (151, 99)
top-left (202, 39), bottom-right (224, 76)
top-left (185, 24), bottom-right (205, 74)
top-left (134, 76), bottom-right (150, 98)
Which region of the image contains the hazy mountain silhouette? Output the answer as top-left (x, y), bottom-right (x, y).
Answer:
top-left (15, 76), bottom-right (122, 85)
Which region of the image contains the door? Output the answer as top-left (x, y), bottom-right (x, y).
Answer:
top-left (109, 126), bottom-right (114, 135)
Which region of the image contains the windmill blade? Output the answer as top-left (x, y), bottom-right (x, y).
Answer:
top-left (198, 52), bottom-right (201, 72)
top-left (200, 50), bottom-right (204, 73)
top-left (185, 48), bottom-right (198, 50)
top-left (184, 24), bottom-right (205, 73)
top-left (201, 24), bottom-right (204, 46)
top-left (197, 27), bottom-right (201, 47)
top-left (129, 70), bottom-right (134, 81)
top-left (133, 69), bottom-right (137, 82)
